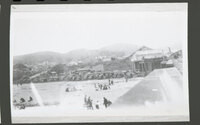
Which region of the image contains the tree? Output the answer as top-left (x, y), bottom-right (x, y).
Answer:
top-left (50, 64), bottom-right (65, 74)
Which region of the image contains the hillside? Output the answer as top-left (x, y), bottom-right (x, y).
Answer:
top-left (14, 51), bottom-right (64, 65)
top-left (13, 43), bottom-right (139, 65)
top-left (100, 43), bottom-right (139, 56)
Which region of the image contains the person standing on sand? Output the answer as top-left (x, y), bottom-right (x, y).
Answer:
top-left (88, 97), bottom-right (93, 110)
top-left (28, 96), bottom-right (33, 102)
top-left (111, 80), bottom-right (114, 85)
top-left (19, 98), bottom-right (26, 109)
top-left (103, 97), bottom-right (108, 108)
top-left (84, 95), bottom-right (88, 105)
top-left (95, 101), bottom-right (100, 110)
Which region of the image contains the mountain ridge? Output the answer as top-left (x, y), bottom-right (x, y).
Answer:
top-left (13, 43), bottom-right (141, 65)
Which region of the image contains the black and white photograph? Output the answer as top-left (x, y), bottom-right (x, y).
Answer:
top-left (10, 3), bottom-right (189, 123)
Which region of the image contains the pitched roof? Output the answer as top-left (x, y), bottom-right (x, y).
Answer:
top-left (131, 49), bottom-right (164, 61)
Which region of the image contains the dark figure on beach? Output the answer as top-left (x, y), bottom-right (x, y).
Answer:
top-left (103, 85), bottom-right (107, 90)
top-left (19, 98), bottom-right (26, 109)
top-left (84, 95), bottom-right (88, 105)
top-left (20, 98), bottom-right (25, 103)
top-left (28, 96), bottom-right (33, 102)
top-left (103, 97), bottom-right (112, 108)
top-left (111, 80), bottom-right (114, 85)
top-left (95, 84), bottom-right (99, 91)
top-left (107, 100), bottom-right (112, 106)
top-left (87, 97), bottom-right (93, 110)
top-left (95, 101), bottom-right (100, 110)
top-left (65, 88), bottom-right (69, 92)
top-left (19, 105), bottom-right (25, 109)
top-left (99, 84), bottom-right (103, 90)
top-left (103, 97), bottom-right (108, 108)
top-left (98, 84), bottom-right (101, 90)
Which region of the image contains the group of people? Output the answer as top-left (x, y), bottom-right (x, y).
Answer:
top-left (13, 96), bottom-right (33, 109)
top-left (94, 79), bottom-right (114, 91)
top-left (65, 86), bottom-right (77, 92)
top-left (108, 79), bottom-right (114, 85)
top-left (94, 83), bottom-right (110, 91)
top-left (84, 96), bottom-right (94, 110)
top-left (84, 95), bottom-right (112, 110)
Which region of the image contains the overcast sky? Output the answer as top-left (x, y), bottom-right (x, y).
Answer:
top-left (10, 3), bottom-right (187, 56)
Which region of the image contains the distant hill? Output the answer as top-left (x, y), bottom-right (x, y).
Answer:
top-left (14, 51), bottom-right (64, 65)
top-left (13, 43), bottom-right (140, 65)
top-left (100, 43), bottom-right (139, 56)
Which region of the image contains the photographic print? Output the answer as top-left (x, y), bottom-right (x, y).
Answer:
top-left (10, 3), bottom-right (189, 123)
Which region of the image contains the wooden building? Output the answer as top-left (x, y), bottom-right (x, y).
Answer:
top-left (131, 49), bottom-right (164, 76)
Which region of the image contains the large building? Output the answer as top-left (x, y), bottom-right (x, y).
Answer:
top-left (131, 48), bottom-right (164, 75)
